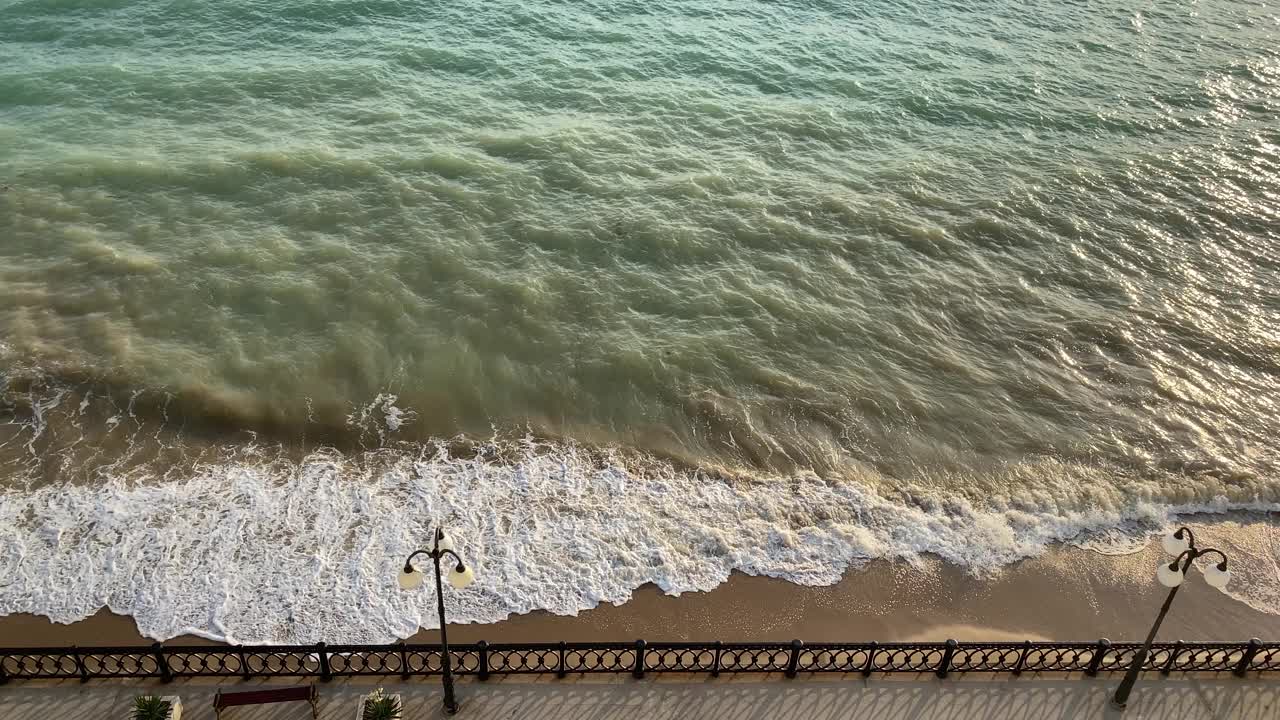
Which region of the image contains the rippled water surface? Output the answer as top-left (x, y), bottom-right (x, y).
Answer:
top-left (1, 0), bottom-right (1278, 642)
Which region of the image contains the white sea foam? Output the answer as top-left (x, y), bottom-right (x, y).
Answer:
top-left (1069, 522), bottom-right (1153, 556)
top-left (0, 436), bottom-right (1276, 644)
top-left (378, 395), bottom-right (414, 433)
top-left (344, 394), bottom-right (416, 443)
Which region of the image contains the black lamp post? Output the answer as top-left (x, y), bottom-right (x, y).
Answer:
top-left (399, 528), bottom-right (476, 715)
top-left (1111, 526), bottom-right (1232, 710)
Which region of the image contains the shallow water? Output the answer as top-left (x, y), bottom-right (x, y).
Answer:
top-left (1, 0), bottom-right (1278, 642)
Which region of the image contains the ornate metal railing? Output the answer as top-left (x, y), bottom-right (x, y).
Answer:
top-left (0, 639), bottom-right (1274, 683)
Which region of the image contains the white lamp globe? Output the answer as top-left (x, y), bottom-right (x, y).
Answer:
top-left (436, 531), bottom-right (455, 553)
top-left (1203, 563), bottom-right (1231, 590)
top-left (1156, 562), bottom-right (1185, 588)
top-left (398, 567), bottom-right (425, 591)
top-left (1162, 531), bottom-right (1190, 556)
top-left (447, 563), bottom-right (475, 589)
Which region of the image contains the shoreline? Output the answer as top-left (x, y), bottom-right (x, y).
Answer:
top-left (3, 530), bottom-right (1277, 648)
top-left (5, 366), bottom-right (1278, 647)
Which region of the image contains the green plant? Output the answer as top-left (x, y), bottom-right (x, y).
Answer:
top-left (362, 688), bottom-right (401, 720)
top-left (132, 696), bottom-right (171, 720)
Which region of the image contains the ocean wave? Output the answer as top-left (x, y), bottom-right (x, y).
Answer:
top-left (1, 387), bottom-right (1277, 644)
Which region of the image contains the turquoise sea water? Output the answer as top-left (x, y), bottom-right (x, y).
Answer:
top-left (1, 0), bottom-right (1278, 643)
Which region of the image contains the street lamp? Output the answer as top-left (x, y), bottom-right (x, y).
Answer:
top-left (1111, 526), bottom-right (1231, 709)
top-left (399, 528), bottom-right (475, 715)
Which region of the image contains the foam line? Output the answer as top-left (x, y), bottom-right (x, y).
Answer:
top-left (1, 437), bottom-right (1276, 644)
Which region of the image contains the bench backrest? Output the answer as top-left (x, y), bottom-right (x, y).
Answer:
top-left (215, 685), bottom-right (314, 708)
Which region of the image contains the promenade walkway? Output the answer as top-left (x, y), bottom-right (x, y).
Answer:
top-left (1, 673), bottom-right (1276, 720)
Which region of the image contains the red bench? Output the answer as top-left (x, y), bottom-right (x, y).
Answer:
top-left (214, 684), bottom-right (318, 719)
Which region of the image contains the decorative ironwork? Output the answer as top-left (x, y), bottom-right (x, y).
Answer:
top-left (1250, 644), bottom-right (1280, 672)
top-left (0, 639), bottom-right (1275, 683)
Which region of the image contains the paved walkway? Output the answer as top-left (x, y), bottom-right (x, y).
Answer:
top-left (1, 673), bottom-right (1276, 720)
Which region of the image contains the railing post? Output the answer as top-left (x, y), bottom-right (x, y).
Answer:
top-left (237, 645), bottom-right (251, 680)
top-left (71, 646), bottom-right (89, 683)
top-left (477, 641), bottom-right (490, 681)
top-left (711, 641), bottom-right (722, 677)
top-left (0, 651), bottom-right (9, 684)
top-left (152, 643), bottom-right (172, 683)
top-left (1162, 641), bottom-right (1182, 676)
top-left (935, 639), bottom-right (957, 679)
top-left (557, 641), bottom-right (568, 679)
top-left (862, 642), bottom-right (877, 677)
top-left (317, 642), bottom-right (331, 682)
top-left (632, 640), bottom-right (646, 679)
top-left (1234, 638), bottom-right (1262, 678)
top-left (397, 642), bottom-right (410, 680)
top-left (1012, 640), bottom-right (1030, 676)
top-left (1086, 638), bottom-right (1110, 677)
top-left (786, 640), bottom-right (803, 679)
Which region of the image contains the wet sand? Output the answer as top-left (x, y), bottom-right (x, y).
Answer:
top-left (2, 532), bottom-right (1277, 648)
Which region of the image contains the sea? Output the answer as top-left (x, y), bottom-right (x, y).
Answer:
top-left (1, 0), bottom-right (1278, 643)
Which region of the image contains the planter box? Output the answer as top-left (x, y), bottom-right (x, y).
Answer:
top-left (130, 696), bottom-right (182, 720)
top-left (355, 693), bottom-right (402, 720)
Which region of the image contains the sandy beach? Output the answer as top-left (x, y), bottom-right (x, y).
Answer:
top-left (3, 523), bottom-right (1277, 648)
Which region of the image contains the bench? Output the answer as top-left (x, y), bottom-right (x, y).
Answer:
top-left (214, 684), bottom-right (318, 719)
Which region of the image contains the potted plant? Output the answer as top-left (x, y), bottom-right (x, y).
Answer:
top-left (132, 694), bottom-right (182, 720)
top-left (356, 688), bottom-right (402, 720)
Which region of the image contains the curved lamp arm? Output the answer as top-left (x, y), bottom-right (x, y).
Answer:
top-left (1169, 549), bottom-right (1195, 570)
top-left (403, 547), bottom-right (468, 572)
top-left (403, 549), bottom-right (434, 573)
top-left (1194, 547), bottom-right (1229, 569)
